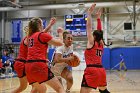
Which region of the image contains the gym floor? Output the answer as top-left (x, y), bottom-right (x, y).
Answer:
top-left (0, 70), bottom-right (140, 93)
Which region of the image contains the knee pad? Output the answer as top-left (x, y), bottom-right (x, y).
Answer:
top-left (99, 89), bottom-right (110, 93)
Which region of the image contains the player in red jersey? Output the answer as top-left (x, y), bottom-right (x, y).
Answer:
top-left (80, 4), bottom-right (110, 93)
top-left (25, 17), bottom-right (65, 93)
top-left (12, 17), bottom-right (57, 93)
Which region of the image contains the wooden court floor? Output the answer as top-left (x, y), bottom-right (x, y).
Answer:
top-left (0, 70), bottom-right (140, 93)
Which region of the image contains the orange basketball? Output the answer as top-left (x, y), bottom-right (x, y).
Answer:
top-left (67, 54), bottom-right (80, 67)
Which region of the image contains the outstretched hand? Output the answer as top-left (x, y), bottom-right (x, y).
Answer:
top-left (87, 3), bottom-right (96, 15)
top-left (57, 27), bottom-right (63, 34)
top-left (96, 8), bottom-right (102, 19)
top-left (57, 27), bottom-right (63, 40)
top-left (43, 17), bottom-right (56, 33)
top-left (49, 17), bottom-right (56, 26)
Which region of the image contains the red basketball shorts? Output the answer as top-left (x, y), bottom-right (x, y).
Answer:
top-left (81, 67), bottom-right (107, 89)
top-left (25, 62), bottom-right (54, 85)
top-left (14, 61), bottom-right (26, 78)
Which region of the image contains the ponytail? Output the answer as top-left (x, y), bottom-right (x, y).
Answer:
top-left (28, 17), bottom-right (42, 36)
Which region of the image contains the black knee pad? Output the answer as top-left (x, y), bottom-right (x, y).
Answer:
top-left (99, 89), bottom-right (110, 93)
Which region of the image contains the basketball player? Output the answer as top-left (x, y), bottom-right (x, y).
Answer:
top-left (12, 17), bottom-right (58, 93)
top-left (80, 3), bottom-right (110, 93)
top-left (25, 17), bottom-right (65, 93)
top-left (51, 27), bottom-right (75, 93)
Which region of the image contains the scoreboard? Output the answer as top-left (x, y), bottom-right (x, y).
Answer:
top-left (65, 14), bottom-right (87, 36)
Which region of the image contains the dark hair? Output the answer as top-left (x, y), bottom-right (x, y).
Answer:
top-left (93, 30), bottom-right (112, 46)
top-left (93, 30), bottom-right (103, 42)
top-left (63, 31), bottom-right (71, 40)
top-left (28, 17), bottom-right (42, 36)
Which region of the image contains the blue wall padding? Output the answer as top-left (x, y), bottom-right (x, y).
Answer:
top-left (102, 47), bottom-right (140, 70)
top-left (102, 48), bottom-right (111, 69)
top-left (110, 47), bottom-right (140, 70)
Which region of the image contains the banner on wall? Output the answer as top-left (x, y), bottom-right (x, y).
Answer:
top-left (42, 19), bottom-right (47, 29)
top-left (11, 20), bottom-right (22, 43)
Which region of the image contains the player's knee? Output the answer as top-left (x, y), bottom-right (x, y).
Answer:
top-left (21, 85), bottom-right (27, 90)
top-left (39, 86), bottom-right (47, 92)
top-left (99, 89), bottom-right (110, 93)
top-left (20, 83), bottom-right (28, 90)
top-left (55, 85), bottom-right (65, 93)
top-left (66, 75), bottom-right (73, 83)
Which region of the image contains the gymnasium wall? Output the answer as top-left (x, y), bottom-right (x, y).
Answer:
top-left (1, 12), bottom-right (140, 43)
top-left (103, 47), bottom-right (140, 70)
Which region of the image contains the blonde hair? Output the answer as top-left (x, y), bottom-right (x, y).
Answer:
top-left (28, 17), bottom-right (42, 36)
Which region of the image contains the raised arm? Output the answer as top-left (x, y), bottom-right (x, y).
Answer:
top-left (96, 8), bottom-right (102, 31)
top-left (86, 3), bottom-right (96, 48)
top-left (57, 27), bottom-right (63, 41)
top-left (96, 9), bottom-right (112, 46)
top-left (43, 17), bottom-right (56, 32)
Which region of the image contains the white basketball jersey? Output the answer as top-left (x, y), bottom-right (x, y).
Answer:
top-left (51, 45), bottom-right (73, 76)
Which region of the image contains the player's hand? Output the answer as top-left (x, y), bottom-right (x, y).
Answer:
top-left (49, 17), bottom-right (56, 26)
top-left (57, 27), bottom-right (63, 34)
top-left (96, 8), bottom-right (102, 19)
top-left (66, 56), bottom-right (75, 63)
top-left (87, 3), bottom-right (96, 15)
top-left (43, 17), bottom-right (56, 33)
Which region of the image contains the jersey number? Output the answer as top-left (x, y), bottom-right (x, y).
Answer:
top-left (28, 38), bottom-right (34, 47)
top-left (96, 49), bottom-right (102, 56)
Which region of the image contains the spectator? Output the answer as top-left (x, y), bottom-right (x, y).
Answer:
top-left (2, 50), bottom-right (10, 64)
top-left (3, 59), bottom-right (12, 75)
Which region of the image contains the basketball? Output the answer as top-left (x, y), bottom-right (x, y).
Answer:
top-left (67, 54), bottom-right (80, 67)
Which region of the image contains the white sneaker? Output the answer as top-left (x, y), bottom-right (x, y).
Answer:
top-left (66, 89), bottom-right (70, 93)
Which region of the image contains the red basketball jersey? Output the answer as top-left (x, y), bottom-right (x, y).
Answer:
top-left (84, 41), bottom-right (104, 65)
top-left (27, 32), bottom-right (52, 60)
top-left (17, 37), bottom-right (28, 60)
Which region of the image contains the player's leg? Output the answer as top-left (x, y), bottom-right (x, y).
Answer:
top-left (30, 85), bottom-right (38, 93)
top-left (98, 68), bottom-right (110, 93)
top-left (45, 76), bottom-right (65, 93)
top-left (99, 87), bottom-right (110, 93)
top-left (11, 76), bottom-right (28, 93)
top-left (12, 61), bottom-right (28, 93)
top-left (61, 67), bottom-right (73, 92)
top-left (32, 82), bottom-right (47, 93)
top-left (45, 65), bottom-right (65, 93)
top-left (80, 72), bottom-right (96, 93)
top-left (80, 87), bottom-right (92, 93)
top-left (57, 76), bottom-right (63, 86)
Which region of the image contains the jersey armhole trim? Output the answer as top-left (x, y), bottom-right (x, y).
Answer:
top-left (38, 32), bottom-right (47, 44)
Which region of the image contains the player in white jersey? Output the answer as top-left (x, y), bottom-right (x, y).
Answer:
top-left (51, 28), bottom-right (74, 93)
top-left (52, 45), bottom-right (73, 76)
